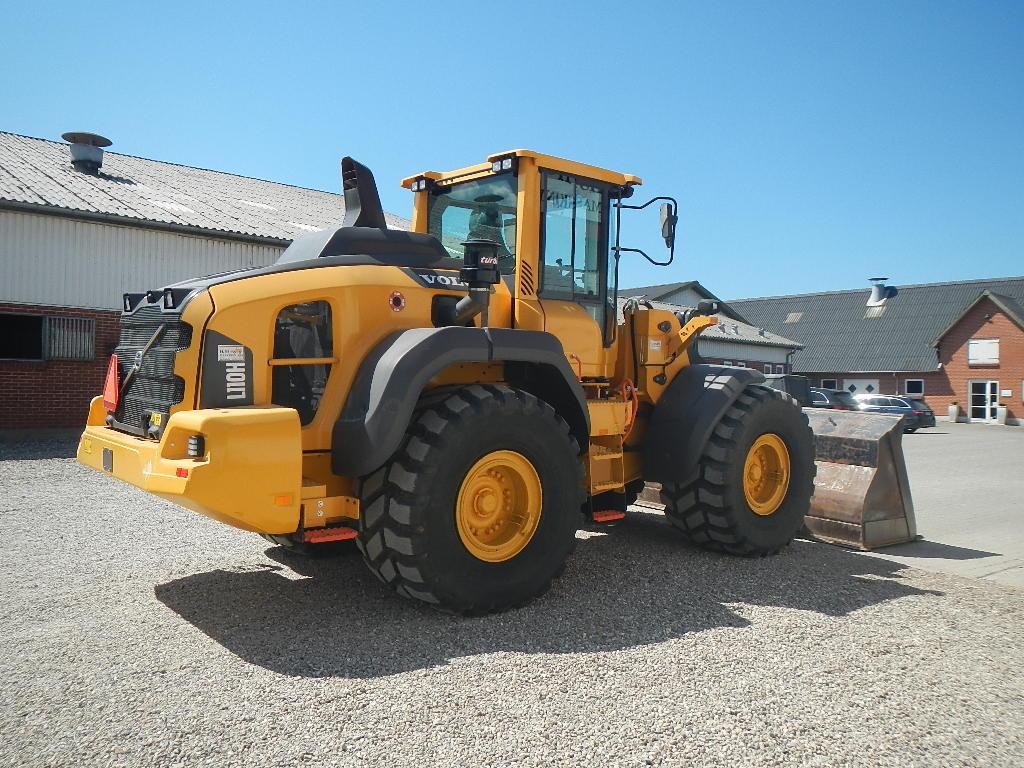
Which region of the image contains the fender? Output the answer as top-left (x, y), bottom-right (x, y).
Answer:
top-left (643, 364), bottom-right (766, 486)
top-left (332, 326), bottom-right (589, 476)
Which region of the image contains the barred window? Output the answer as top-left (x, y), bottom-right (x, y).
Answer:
top-left (46, 316), bottom-right (96, 361)
top-left (0, 314), bottom-right (95, 361)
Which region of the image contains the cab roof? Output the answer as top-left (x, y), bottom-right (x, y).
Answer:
top-left (401, 149), bottom-right (643, 189)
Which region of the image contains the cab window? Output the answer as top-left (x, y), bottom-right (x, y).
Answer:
top-left (427, 175), bottom-right (517, 272)
top-left (540, 172), bottom-right (605, 302)
top-left (271, 301), bottom-right (333, 425)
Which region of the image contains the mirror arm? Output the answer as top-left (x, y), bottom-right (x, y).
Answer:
top-left (618, 195), bottom-right (678, 212)
top-left (614, 245), bottom-right (673, 268)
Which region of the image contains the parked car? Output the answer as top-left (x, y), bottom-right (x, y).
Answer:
top-left (853, 394), bottom-right (937, 432)
top-left (808, 388), bottom-right (859, 410)
top-left (763, 374), bottom-right (811, 406)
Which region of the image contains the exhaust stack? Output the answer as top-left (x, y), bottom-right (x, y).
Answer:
top-left (61, 132), bottom-right (112, 175)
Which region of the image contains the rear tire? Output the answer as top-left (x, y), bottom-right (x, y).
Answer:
top-left (357, 384), bottom-right (584, 614)
top-left (660, 384), bottom-right (815, 556)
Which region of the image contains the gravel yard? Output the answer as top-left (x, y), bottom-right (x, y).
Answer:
top-left (2, 437), bottom-right (1023, 767)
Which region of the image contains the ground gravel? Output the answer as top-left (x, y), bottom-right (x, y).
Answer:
top-left (1, 438), bottom-right (1022, 767)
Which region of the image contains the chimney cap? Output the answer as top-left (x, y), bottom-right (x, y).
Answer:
top-left (61, 131), bottom-right (112, 148)
top-left (868, 276), bottom-right (890, 283)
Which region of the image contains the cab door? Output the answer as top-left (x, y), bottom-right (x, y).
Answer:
top-left (535, 171), bottom-right (616, 378)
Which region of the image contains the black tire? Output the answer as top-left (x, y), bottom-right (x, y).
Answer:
top-left (357, 384), bottom-right (584, 614)
top-left (660, 384), bottom-right (815, 556)
top-left (259, 533), bottom-right (355, 558)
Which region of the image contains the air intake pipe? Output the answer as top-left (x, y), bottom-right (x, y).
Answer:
top-left (452, 239), bottom-right (502, 326)
top-left (340, 156), bottom-right (388, 230)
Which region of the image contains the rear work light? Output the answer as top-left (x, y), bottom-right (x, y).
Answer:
top-left (102, 355), bottom-right (119, 412)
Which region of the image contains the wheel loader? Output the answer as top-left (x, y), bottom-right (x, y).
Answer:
top-left (77, 149), bottom-right (912, 614)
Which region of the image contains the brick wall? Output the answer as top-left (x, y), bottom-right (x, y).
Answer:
top-left (0, 303), bottom-right (120, 429)
top-left (937, 296), bottom-right (1023, 422)
top-left (801, 297), bottom-right (1023, 423)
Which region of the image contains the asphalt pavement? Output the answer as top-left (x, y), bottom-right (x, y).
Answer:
top-left (865, 420), bottom-right (1024, 586)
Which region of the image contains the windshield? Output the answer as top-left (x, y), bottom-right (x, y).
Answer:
top-left (427, 175), bottom-right (517, 271)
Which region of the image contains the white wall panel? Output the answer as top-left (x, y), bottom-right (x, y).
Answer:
top-left (697, 340), bottom-right (791, 364)
top-left (0, 210), bottom-right (285, 310)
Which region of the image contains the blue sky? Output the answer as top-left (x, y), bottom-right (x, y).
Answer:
top-left (2, 1), bottom-right (1021, 298)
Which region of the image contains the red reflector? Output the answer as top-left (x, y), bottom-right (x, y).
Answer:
top-left (303, 526), bottom-right (358, 543)
top-left (912, 410), bottom-right (925, 415)
top-left (175, 467), bottom-right (189, 478)
top-left (102, 355), bottom-right (119, 411)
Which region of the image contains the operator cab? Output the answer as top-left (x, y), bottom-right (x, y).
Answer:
top-left (403, 150), bottom-right (677, 378)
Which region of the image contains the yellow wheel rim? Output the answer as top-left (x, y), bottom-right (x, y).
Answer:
top-left (743, 433), bottom-right (791, 516)
top-left (456, 450), bottom-right (542, 563)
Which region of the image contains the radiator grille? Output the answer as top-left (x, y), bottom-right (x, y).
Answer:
top-left (112, 303), bottom-right (192, 435)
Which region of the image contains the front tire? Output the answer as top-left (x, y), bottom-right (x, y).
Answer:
top-left (660, 385), bottom-right (815, 556)
top-left (357, 384), bottom-right (584, 614)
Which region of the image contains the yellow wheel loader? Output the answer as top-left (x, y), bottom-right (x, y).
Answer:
top-left (77, 149), bottom-right (888, 614)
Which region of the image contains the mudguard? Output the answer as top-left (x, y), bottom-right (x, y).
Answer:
top-left (643, 364), bottom-right (766, 486)
top-left (332, 326), bottom-right (589, 476)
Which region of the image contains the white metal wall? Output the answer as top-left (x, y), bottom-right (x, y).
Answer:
top-left (0, 210), bottom-right (285, 310)
top-left (698, 339), bottom-right (791, 364)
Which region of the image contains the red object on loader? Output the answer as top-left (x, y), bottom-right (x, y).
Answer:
top-left (102, 355), bottom-right (119, 412)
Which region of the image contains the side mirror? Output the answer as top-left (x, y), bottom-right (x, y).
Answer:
top-left (660, 202), bottom-right (678, 249)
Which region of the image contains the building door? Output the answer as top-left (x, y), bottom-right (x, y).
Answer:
top-left (968, 380), bottom-right (999, 423)
top-left (842, 378), bottom-right (880, 395)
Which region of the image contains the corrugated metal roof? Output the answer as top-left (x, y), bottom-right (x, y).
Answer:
top-left (619, 281), bottom-right (699, 300)
top-left (729, 277), bottom-right (1024, 373)
top-left (617, 298), bottom-right (801, 349)
top-left (620, 279), bottom-right (752, 324)
top-left (0, 132), bottom-right (409, 242)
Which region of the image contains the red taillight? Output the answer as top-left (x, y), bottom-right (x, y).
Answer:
top-left (835, 405), bottom-right (851, 410)
top-left (102, 355), bottom-right (119, 412)
top-left (912, 409), bottom-right (925, 415)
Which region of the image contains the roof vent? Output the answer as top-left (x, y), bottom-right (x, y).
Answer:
top-left (867, 277), bottom-right (898, 307)
top-left (61, 132), bottom-right (112, 175)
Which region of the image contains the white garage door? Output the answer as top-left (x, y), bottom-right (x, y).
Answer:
top-left (843, 378), bottom-right (880, 394)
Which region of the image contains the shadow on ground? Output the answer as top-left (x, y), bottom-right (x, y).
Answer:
top-left (0, 434), bottom-right (78, 460)
top-left (155, 510), bottom-right (941, 679)
top-left (875, 539), bottom-right (997, 560)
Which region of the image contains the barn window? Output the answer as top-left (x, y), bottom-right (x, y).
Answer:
top-left (821, 378), bottom-right (838, 389)
top-left (968, 338), bottom-right (999, 365)
top-left (46, 316), bottom-right (96, 361)
top-left (0, 314), bottom-right (95, 361)
top-left (904, 379), bottom-right (924, 395)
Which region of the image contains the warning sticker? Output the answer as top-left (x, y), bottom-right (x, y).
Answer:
top-left (217, 344), bottom-right (245, 362)
top-left (649, 340), bottom-right (662, 351)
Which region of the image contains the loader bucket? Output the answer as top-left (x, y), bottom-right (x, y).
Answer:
top-left (803, 409), bottom-right (916, 550)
